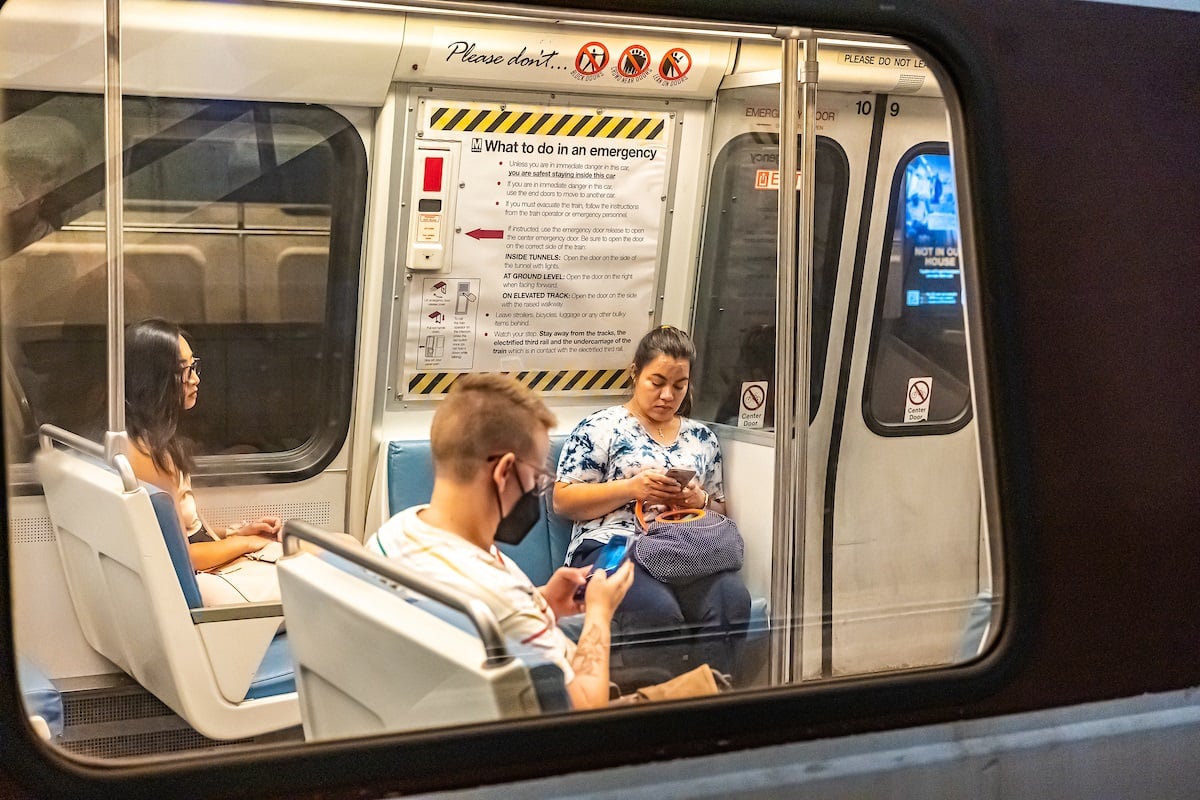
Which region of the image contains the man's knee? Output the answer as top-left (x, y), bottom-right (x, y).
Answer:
top-left (616, 597), bottom-right (685, 631)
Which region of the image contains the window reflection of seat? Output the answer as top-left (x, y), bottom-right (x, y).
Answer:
top-left (2, 239), bottom-right (208, 440)
top-left (7, 239), bottom-right (206, 325)
top-left (276, 245), bottom-right (328, 322)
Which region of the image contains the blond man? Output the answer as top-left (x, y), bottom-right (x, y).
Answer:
top-left (366, 374), bottom-right (632, 710)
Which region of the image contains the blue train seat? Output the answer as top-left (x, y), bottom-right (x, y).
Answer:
top-left (385, 435), bottom-right (572, 585)
top-left (16, 655), bottom-right (63, 740)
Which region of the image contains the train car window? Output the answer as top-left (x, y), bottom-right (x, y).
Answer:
top-left (0, 90), bottom-right (365, 478)
top-left (863, 145), bottom-right (970, 432)
top-left (692, 133), bottom-right (849, 427)
top-left (0, 1), bottom-right (1004, 791)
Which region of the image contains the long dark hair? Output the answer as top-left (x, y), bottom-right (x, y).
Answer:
top-left (632, 325), bottom-right (696, 417)
top-left (125, 318), bottom-right (194, 476)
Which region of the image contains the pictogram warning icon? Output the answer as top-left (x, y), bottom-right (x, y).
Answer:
top-left (658, 48), bottom-right (693, 81)
top-left (576, 42), bottom-right (609, 76)
top-left (618, 45), bottom-right (651, 78)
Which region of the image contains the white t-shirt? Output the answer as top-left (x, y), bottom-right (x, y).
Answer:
top-left (365, 505), bottom-right (576, 685)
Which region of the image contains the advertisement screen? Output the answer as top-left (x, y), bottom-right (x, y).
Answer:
top-left (901, 153), bottom-right (961, 314)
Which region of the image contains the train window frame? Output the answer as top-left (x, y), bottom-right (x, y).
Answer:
top-left (862, 142), bottom-right (972, 437)
top-left (691, 132), bottom-right (850, 431)
top-left (1, 2), bottom-right (1018, 797)
top-left (0, 90), bottom-right (367, 488)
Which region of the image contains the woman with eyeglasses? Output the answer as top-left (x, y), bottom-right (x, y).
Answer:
top-left (124, 318), bottom-right (282, 604)
top-left (553, 325), bottom-right (750, 682)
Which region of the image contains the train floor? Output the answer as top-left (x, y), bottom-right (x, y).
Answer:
top-left (47, 673), bottom-right (302, 760)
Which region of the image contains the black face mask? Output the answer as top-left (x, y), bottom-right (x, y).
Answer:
top-left (493, 477), bottom-right (541, 546)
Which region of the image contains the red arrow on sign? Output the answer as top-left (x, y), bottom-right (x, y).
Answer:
top-left (466, 228), bottom-right (504, 240)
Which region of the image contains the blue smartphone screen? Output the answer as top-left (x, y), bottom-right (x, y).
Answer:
top-left (575, 535), bottom-right (632, 602)
top-left (594, 534), bottom-right (632, 574)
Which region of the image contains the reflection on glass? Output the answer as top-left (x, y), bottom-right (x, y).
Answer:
top-left (1, 93), bottom-right (352, 463)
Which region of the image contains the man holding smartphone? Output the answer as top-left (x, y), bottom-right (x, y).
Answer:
top-left (365, 374), bottom-right (633, 710)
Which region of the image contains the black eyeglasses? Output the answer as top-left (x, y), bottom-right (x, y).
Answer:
top-left (486, 453), bottom-right (555, 496)
top-left (180, 358), bottom-right (201, 380)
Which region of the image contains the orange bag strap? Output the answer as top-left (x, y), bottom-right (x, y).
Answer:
top-left (635, 499), bottom-right (706, 531)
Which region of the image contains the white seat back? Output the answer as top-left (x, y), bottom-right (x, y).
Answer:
top-left (277, 523), bottom-right (567, 741)
top-left (36, 429), bottom-right (300, 740)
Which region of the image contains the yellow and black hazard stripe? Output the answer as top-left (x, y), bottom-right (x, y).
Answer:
top-left (407, 368), bottom-right (631, 396)
top-left (428, 106), bottom-right (664, 141)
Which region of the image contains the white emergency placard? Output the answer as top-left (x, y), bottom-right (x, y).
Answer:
top-left (401, 97), bottom-right (673, 398)
top-left (904, 377), bottom-right (933, 423)
top-left (738, 381), bottom-right (768, 428)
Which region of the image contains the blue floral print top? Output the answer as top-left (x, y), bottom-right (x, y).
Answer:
top-left (556, 404), bottom-right (724, 562)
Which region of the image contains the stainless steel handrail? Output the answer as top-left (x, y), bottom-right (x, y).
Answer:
top-left (280, 520), bottom-right (514, 667)
top-left (104, 0), bottom-right (125, 436)
top-left (792, 32), bottom-right (818, 673)
top-left (38, 423), bottom-right (137, 493)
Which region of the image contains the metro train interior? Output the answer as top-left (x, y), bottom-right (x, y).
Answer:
top-left (1, 0), bottom-right (1197, 798)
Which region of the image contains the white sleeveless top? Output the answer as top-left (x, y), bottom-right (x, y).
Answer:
top-left (177, 472), bottom-right (207, 540)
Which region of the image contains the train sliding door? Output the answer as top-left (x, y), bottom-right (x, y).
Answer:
top-left (691, 75), bottom-right (877, 683)
top-left (693, 65), bottom-right (986, 684)
top-left (820, 94), bottom-right (982, 678)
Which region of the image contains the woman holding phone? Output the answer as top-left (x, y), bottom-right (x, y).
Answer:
top-left (554, 325), bottom-right (750, 680)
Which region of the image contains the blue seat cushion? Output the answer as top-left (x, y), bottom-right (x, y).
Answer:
top-left (386, 437), bottom-right (572, 586)
top-left (92, 457), bottom-right (203, 609)
top-left (145, 483), bottom-right (203, 609)
top-left (243, 633), bottom-right (296, 700)
top-left (17, 656), bottom-right (63, 737)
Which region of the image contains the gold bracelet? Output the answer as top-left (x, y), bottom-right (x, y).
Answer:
top-left (702, 490), bottom-right (710, 508)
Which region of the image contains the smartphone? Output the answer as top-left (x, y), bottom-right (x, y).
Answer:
top-left (574, 534), bottom-right (633, 602)
top-left (665, 467), bottom-right (696, 487)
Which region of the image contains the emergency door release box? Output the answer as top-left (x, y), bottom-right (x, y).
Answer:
top-left (405, 140), bottom-right (461, 272)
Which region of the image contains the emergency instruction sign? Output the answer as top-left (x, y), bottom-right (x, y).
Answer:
top-left (403, 98), bottom-right (673, 397)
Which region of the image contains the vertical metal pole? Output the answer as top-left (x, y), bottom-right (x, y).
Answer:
top-left (768, 28), bottom-right (804, 686)
top-left (103, 0), bottom-right (126, 458)
top-left (791, 34), bottom-right (818, 672)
